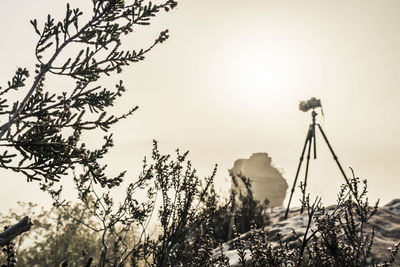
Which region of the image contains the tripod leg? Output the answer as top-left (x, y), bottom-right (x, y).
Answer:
top-left (300, 129), bottom-right (313, 214)
top-left (313, 123), bottom-right (317, 159)
top-left (316, 124), bottom-right (352, 188)
top-left (284, 127), bottom-right (312, 219)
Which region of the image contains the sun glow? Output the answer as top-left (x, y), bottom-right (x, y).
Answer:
top-left (212, 29), bottom-right (312, 113)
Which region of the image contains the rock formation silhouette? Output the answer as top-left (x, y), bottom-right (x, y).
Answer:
top-left (231, 153), bottom-right (288, 208)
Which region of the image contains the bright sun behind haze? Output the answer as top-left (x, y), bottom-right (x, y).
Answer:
top-left (215, 28), bottom-right (306, 111)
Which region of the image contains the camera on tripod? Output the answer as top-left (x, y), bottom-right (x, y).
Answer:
top-left (299, 97), bottom-right (322, 112)
top-left (285, 97), bottom-right (353, 220)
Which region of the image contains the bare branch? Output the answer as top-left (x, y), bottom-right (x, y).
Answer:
top-left (0, 216), bottom-right (33, 246)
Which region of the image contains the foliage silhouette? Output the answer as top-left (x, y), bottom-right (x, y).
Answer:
top-left (210, 172), bottom-right (270, 244)
top-left (0, 0), bottom-right (176, 186)
top-left (0, 202), bottom-right (101, 267)
top-left (228, 171), bottom-right (400, 267)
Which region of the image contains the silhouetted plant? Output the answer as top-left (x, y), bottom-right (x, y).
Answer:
top-left (1, 238), bottom-right (17, 267)
top-left (211, 172), bottom-right (270, 244)
top-left (226, 170), bottom-right (400, 267)
top-left (0, 0), bottom-right (177, 261)
top-left (0, 0), bottom-right (177, 185)
top-left (0, 202), bottom-right (101, 267)
top-left (0, 1), bottom-right (268, 265)
top-left (41, 141), bottom-right (225, 266)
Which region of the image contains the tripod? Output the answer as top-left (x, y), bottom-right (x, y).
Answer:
top-left (284, 110), bottom-right (352, 220)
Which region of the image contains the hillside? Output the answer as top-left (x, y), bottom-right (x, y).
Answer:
top-left (216, 199), bottom-right (400, 266)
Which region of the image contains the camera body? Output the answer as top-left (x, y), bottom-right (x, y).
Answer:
top-left (299, 97), bottom-right (322, 112)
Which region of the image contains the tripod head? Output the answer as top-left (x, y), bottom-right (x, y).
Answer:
top-left (311, 109), bottom-right (317, 123)
top-left (300, 97), bottom-right (323, 125)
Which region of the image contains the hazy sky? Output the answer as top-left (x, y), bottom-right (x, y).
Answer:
top-left (1, 0), bottom-right (400, 213)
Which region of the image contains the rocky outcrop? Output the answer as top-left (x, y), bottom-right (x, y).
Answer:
top-left (231, 153), bottom-right (288, 208)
